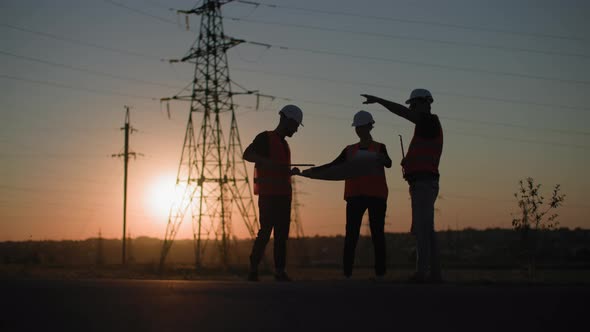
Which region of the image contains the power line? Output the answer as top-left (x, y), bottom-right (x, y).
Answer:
top-left (3, 177), bottom-right (589, 211)
top-left (242, 107), bottom-right (590, 160)
top-left (242, 102), bottom-right (590, 150)
top-left (230, 68), bottom-right (590, 136)
top-left (103, 0), bottom-right (180, 26)
top-left (232, 66), bottom-right (589, 113)
top-left (295, 188), bottom-right (590, 211)
top-left (440, 116), bottom-right (590, 137)
top-left (242, 41), bottom-right (590, 86)
top-left (448, 130), bottom-right (590, 151)
top-left (5, 17), bottom-right (587, 114)
top-left (268, 103), bottom-right (590, 151)
top-left (8, 22), bottom-right (585, 128)
top-left (1, 74), bottom-right (239, 140)
top-left (12, 174), bottom-right (119, 187)
top-left (0, 23), bottom-right (165, 61)
top-left (0, 185), bottom-right (116, 196)
top-left (0, 153), bottom-right (108, 159)
top-left (0, 202), bottom-right (102, 212)
top-left (235, 0), bottom-right (583, 42)
top-left (0, 74), bottom-right (156, 100)
top-left (3, 5), bottom-right (586, 147)
top-left (0, 135), bottom-right (115, 156)
top-left (101, 0), bottom-right (589, 86)
top-left (0, 50), bottom-right (183, 89)
top-left (228, 17), bottom-right (590, 60)
top-left (1, 212), bottom-right (161, 220)
top-left (433, 192), bottom-right (513, 204)
top-left (0, 57), bottom-right (590, 140)
top-left (2, 126), bottom-right (117, 134)
top-left (438, 193), bottom-right (590, 210)
top-left (1, 215), bottom-right (103, 220)
top-left (140, 0), bottom-right (178, 11)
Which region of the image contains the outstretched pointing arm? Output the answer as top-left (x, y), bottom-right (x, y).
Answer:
top-left (361, 94), bottom-right (418, 123)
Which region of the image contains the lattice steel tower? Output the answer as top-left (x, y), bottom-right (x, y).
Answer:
top-left (160, 0), bottom-right (258, 269)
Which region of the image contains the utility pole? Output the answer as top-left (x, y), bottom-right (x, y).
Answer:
top-left (160, 0), bottom-right (259, 270)
top-left (127, 232), bottom-right (134, 263)
top-left (112, 106), bottom-right (139, 265)
top-left (96, 229), bottom-right (104, 266)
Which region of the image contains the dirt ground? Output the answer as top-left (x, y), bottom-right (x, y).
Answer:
top-left (1, 277), bottom-right (588, 331)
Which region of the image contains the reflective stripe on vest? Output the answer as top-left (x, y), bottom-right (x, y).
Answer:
top-left (404, 125), bottom-right (443, 175)
top-left (253, 131), bottom-right (292, 196)
top-left (343, 142), bottom-right (388, 199)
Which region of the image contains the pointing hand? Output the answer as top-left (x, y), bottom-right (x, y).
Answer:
top-left (290, 167), bottom-right (301, 176)
top-left (361, 94), bottom-right (379, 105)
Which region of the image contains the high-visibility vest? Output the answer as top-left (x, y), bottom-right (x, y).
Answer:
top-left (344, 142), bottom-right (388, 199)
top-left (404, 117), bottom-right (443, 175)
top-left (253, 131), bottom-right (292, 196)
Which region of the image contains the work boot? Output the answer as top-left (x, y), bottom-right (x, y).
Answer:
top-left (247, 269), bottom-right (259, 282)
top-left (274, 270), bottom-right (292, 282)
top-left (427, 273), bottom-right (444, 284)
top-left (407, 273), bottom-right (426, 284)
top-left (373, 274), bottom-right (386, 283)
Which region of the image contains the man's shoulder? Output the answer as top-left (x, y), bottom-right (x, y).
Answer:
top-left (251, 132), bottom-right (270, 148)
top-left (254, 131), bottom-right (271, 140)
top-left (417, 113), bottom-right (441, 128)
top-left (369, 141), bottom-right (386, 149)
top-left (258, 130), bottom-right (271, 136)
top-left (414, 114), bottom-right (441, 138)
top-left (372, 141), bottom-right (386, 146)
top-left (418, 113), bottom-right (438, 122)
top-left (430, 114), bottom-right (442, 130)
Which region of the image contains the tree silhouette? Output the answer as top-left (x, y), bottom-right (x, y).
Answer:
top-left (511, 177), bottom-right (565, 280)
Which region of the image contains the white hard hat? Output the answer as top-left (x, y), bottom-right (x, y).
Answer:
top-left (405, 88), bottom-right (434, 104)
top-left (279, 104), bottom-right (304, 127)
top-left (352, 110), bottom-right (375, 127)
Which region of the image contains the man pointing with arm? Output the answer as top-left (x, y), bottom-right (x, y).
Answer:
top-left (362, 89), bottom-right (443, 283)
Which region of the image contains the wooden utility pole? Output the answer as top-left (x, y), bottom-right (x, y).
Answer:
top-left (112, 106), bottom-right (139, 265)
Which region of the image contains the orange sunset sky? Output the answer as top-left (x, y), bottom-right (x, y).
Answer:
top-left (1, 0), bottom-right (589, 241)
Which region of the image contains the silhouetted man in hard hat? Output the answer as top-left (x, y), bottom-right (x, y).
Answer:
top-left (362, 90), bottom-right (443, 283)
top-left (243, 105), bottom-right (303, 282)
top-left (303, 110), bottom-right (392, 279)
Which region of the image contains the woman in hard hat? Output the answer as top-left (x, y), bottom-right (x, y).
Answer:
top-left (304, 110), bottom-right (392, 279)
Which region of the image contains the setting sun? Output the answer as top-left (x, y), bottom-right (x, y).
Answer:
top-left (146, 174), bottom-right (184, 219)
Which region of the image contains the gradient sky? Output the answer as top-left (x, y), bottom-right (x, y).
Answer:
top-left (1, 0), bottom-right (589, 241)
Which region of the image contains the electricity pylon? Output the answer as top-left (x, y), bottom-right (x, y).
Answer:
top-left (291, 178), bottom-right (309, 266)
top-left (291, 178), bottom-right (304, 239)
top-left (160, 0), bottom-right (258, 269)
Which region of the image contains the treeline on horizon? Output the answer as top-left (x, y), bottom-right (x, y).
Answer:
top-left (2, 228), bottom-right (589, 269)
